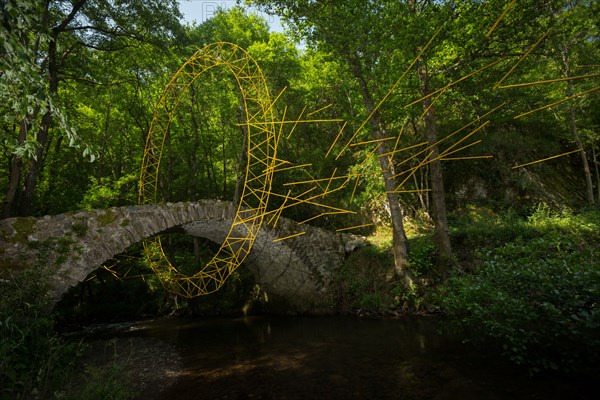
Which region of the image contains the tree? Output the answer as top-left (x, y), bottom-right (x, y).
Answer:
top-left (179, 7), bottom-right (273, 205)
top-left (249, 0), bottom-right (415, 286)
top-left (406, 0), bottom-right (454, 274)
top-left (1, 0), bottom-right (182, 217)
top-left (549, 0), bottom-right (599, 205)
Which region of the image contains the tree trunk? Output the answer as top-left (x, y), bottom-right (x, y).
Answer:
top-left (165, 126), bottom-right (173, 201)
top-left (221, 116), bottom-right (228, 199)
top-left (19, 1), bottom-right (86, 215)
top-left (412, 172), bottom-right (428, 213)
top-left (20, 110), bottom-right (52, 216)
top-left (97, 102), bottom-right (112, 179)
top-left (417, 61), bottom-right (454, 276)
top-left (562, 49), bottom-right (595, 205)
top-left (233, 105), bottom-right (248, 207)
top-left (2, 118), bottom-right (30, 218)
top-left (567, 80), bottom-right (594, 205)
top-left (3, 154), bottom-right (22, 219)
top-left (188, 84), bottom-right (201, 200)
top-left (592, 144), bottom-right (600, 208)
top-left (349, 58), bottom-right (414, 288)
top-left (19, 24), bottom-right (54, 214)
top-left (193, 238), bottom-right (202, 263)
top-left (410, 115), bottom-right (430, 215)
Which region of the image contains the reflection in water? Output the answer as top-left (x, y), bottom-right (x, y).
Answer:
top-left (108, 316), bottom-right (596, 400)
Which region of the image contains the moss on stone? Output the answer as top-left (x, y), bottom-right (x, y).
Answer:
top-left (97, 209), bottom-right (118, 226)
top-left (7, 217), bottom-right (37, 243)
top-left (0, 258), bottom-right (26, 272)
top-left (71, 221), bottom-right (88, 237)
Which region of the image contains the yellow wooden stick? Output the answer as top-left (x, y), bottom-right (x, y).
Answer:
top-left (350, 174), bottom-right (361, 203)
top-left (495, 30), bottom-right (549, 88)
top-left (336, 223), bottom-right (374, 232)
top-left (441, 155), bottom-right (494, 161)
top-left (498, 72), bottom-right (600, 89)
top-left (326, 122), bottom-right (347, 158)
top-left (283, 175), bottom-right (351, 186)
top-left (337, 25), bottom-right (444, 159)
top-left (395, 150), bottom-right (434, 191)
top-left (389, 120), bottom-right (408, 163)
top-left (486, 0), bottom-right (517, 37)
top-left (351, 136), bottom-right (396, 147)
top-left (514, 85), bottom-right (600, 119)
top-left (512, 149), bottom-right (581, 169)
top-left (241, 118), bottom-right (344, 126)
top-left (324, 168), bottom-right (338, 193)
top-left (394, 108), bottom-right (498, 171)
top-left (299, 211), bottom-right (347, 225)
top-left (437, 123), bottom-right (489, 159)
top-left (405, 59), bottom-right (503, 109)
top-left (287, 106), bottom-right (307, 139)
top-left (379, 141), bottom-right (428, 158)
top-left (388, 189), bottom-right (432, 194)
top-left (278, 105), bottom-right (288, 136)
top-left (272, 231), bottom-right (306, 243)
top-left (418, 87), bottom-right (446, 120)
top-left (268, 190), bottom-right (291, 227)
top-left (439, 139), bottom-right (484, 159)
top-left (262, 86), bottom-right (287, 118)
top-left (357, 144), bottom-right (383, 169)
top-left (273, 163), bottom-right (313, 173)
top-left (307, 103), bottom-right (333, 116)
top-left (393, 125), bottom-right (488, 185)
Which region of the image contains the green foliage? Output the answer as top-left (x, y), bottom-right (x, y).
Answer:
top-left (408, 237), bottom-right (437, 276)
top-left (5, 217), bottom-right (36, 243)
top-left (74, 360), bottom-right (133, 400)
top-left (70, 221), bottom-right (88, 237)
top-left (0, 266), bottom-right (82, 399)
top-left (332, 245), bottom-right (394, 313)
top-left (0, 0), bottom-right (82, 160)
top-left (55, 235), bottom-right (263, 321)
top-left (437, 207), bottom-right (600, 373)
top-left (79, 174), bottom-right (137, 210)
top-left (162, 235), bottom-right (261, 315)
top-left (96, 210), bottom-right (118, 227)
top-left (186, 268), bottom-right (261, 316)
top-left (55, 245), bottom-right (164, 323)
top-left (392, 285), bottom-right (425, 313)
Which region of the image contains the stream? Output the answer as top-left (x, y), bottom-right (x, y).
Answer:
top-left (78, 316), bottom-right (598, 399)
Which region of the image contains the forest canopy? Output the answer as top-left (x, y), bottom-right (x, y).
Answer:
top-left (1, 0), bottom-right (598, 220)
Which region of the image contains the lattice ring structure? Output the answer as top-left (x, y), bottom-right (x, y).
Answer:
top-left (139, 42), bottom-right (277, 297)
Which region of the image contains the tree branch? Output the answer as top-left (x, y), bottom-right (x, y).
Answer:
top-left (59, 73), bottom-right (136, 87)
top-left (53, 0), bottom-right (88, 34)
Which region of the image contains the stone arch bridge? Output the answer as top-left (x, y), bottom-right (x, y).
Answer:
top-left (0, 201), bottom-right (365, 313)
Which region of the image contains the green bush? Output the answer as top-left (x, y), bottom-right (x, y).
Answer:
top-left (75, 361), bottom-right (133, 400)
top-left (437, 208), bottom-right (600, 373)
top-left (0, 267), bottom-right (81, 399)
top-left (332, 245), bottom-right (394, 313)
top-left (1, 266), bottom-right (137, 399)
top-left (408, 237), bottom-right (437, 276)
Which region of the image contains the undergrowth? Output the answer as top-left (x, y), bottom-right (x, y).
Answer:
top-left (0, 266), bottom-right (133, 399)
top-left (437, 204), bottom-right (600, 374)
top-left (336, 204), bottom-right (600, 374)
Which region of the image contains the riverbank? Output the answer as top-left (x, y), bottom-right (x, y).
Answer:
top-left (75, 336), bottom-right (183, 400)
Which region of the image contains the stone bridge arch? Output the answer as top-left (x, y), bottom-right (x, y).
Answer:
top-left (0, 201), bottom-right (364, 313)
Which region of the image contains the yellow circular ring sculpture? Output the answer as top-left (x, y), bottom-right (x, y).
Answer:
top-left (139, 42), bottom-right (277, 297)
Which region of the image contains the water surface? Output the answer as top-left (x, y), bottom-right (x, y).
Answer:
top-left (100, 316), bottom-right (597, 399)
